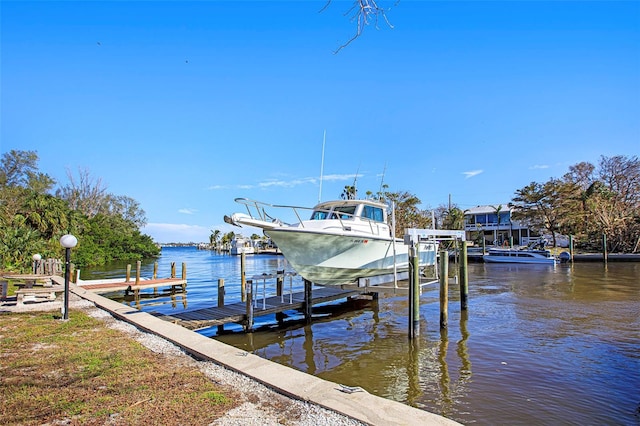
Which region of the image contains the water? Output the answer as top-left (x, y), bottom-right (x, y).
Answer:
top-left (84, 246), bottom-right (640, 425)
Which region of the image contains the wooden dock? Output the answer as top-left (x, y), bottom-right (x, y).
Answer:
top-left (76, 278), bottom-right (187, 294)
top-left (154, 286), bottom-right (364, 331)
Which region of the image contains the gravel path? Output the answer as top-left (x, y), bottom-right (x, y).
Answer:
top-left (1, 296), bottom-right (366, 426)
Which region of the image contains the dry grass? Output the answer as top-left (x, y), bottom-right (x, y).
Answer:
top-left (0, 310), bottom-right (240, 425)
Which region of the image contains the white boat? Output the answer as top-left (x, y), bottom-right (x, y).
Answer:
top-left (230, 236), bottom-right (256, 255)
top-left (483, 247), bottom-right (557, 264)
top-left (225, 198), bottom-right (438, 285)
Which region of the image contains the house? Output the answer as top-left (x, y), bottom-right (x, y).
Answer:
top-left (463, 204), bottom-right (542, 247)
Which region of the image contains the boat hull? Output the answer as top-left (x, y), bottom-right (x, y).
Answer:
top-left (483, 249), bottom-right (557, 265)
top-left (266, 228), bottom-right (437, 285)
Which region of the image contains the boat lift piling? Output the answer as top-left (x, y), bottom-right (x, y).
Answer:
top-left (439, 250), bottom-right (449, 330)
top-left (405, 228), bottom-right (467, 338)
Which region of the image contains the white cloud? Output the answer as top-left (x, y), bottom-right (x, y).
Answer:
top-left (321, 173), bottom-right (357, 182)
top-left (178, 208), bottom-right (197, 215)
top-left (207, 184), bottom-right (228, 190)
top-left (462, 169), bottom-right (483, 179)
top-left (208, 174), bottom-right (357, 191)
top-left (529, 164), bottom-right (550, 170)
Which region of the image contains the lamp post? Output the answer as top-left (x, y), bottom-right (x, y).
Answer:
top-left (32, 253), bottom-right (42, 274)
top-left (59, 234), bottom-right (78, 320)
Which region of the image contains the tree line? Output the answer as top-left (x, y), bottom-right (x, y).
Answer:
top-left (510, 155), bottom-right (640, 252)
top-left (0, 150), bottom-right (160, 272)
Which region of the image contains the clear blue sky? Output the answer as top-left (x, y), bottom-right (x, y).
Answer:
top-left (2, 1), bottom-right (639, 243)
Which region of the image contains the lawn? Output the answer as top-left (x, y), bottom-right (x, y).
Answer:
top-left (0, 310), bottom-right (239, 425)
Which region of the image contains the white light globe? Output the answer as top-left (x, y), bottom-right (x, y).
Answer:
top-left (60, 234), bottom-right (78, 249)
top-left (33, 253), bottom-right (42, 261)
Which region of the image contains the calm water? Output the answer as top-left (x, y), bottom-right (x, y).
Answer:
top-left (84, 246), bottom-right (640, 425)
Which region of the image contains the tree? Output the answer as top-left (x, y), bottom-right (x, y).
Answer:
top-left (0, 150), bottom-right (159, 271)
top-left (104, 195), bottom-right (147, 228)
top-left (341, 185), bottom-right (357, 200)
top-left (0, 149), bottom-right (56, 193)
top-left (210, 229), bottom-right (221, 246)
top-left (382, 191), bottom-right (433, 237)
top-left (56, 168), bottom-right (108, 218)
top-left (511, 180), bottom-right (565, 247)
top-left (434, 204), bottom-right (464, 230)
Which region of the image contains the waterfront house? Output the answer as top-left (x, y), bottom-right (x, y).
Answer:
top-left (463, 204), bottom-right (542, 247)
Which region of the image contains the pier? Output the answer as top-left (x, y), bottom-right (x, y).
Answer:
top-left (154, 279), bottom-right (364, 331)
top-left (75, 261), bottom-right (187, 304)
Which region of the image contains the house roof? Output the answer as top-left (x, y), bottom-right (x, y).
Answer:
top-left (464, 204), bottom-right (512, 215)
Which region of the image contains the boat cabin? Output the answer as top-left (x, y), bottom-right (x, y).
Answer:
top-left (310, 200), bottom-right (387, 223)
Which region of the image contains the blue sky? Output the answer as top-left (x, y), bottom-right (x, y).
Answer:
top-left (2, 1), bottom-right (639, 243)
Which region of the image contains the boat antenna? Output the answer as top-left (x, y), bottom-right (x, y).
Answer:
top-left (378, 162), bottom-right (387, 200)
top-left (319, 130), bottom-right (326, 203)
top-left (352, 164), bottom-right (360, 199)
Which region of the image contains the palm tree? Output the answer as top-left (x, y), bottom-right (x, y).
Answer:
top-left (209, 229), bottom-right (221, 248)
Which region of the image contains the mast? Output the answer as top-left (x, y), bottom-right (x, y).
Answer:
top-left (319, 130), bottom-right (326, 203)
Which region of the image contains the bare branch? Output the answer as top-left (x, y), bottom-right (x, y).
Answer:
top-left (322, 0), bottom-right (396, 54)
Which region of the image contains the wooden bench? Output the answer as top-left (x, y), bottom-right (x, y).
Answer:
top-left (15, 286), bottom-right (65, 305)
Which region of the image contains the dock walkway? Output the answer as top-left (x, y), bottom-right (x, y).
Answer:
top-left (155, 286), bottom-right (363, 330)
top-left (76, 278), bottom-right (187, 294)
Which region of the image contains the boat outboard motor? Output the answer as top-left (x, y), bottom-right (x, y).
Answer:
top-left (558, 251), bottom-right (571, 263)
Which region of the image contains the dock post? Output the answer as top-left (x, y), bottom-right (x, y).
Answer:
top-left (153, 262), bottom-right (158, 279)
top-left (245, 279), bottom-right (254, 332)
top-left (241, 252), bottom-right (246, 302)
top-left (439, 250), bottom-right (449, 330)
top-left (218, 279), bottom-right (225, 334)
top-left (602, 234), bottom-right (608, 263)
top-left (276, 270), bottom-right (285, 324)
top-left (304, 279), bottom-right (312, 324)
top-left (126, 264), bottom-right (131, 282)
top-left (135, 261), bottom-right (141, 285)
top-left (569, 235), bottom-right (574, 263)
top-left (460, 241), bottom-right (469, 311)
top-left (408, 245), bottom-right (420, 339)
top-left (181, 262), bottom-right (187, 291)
top-left (276, 269), bottom-right (284, 297)
top-left (171, 262), bottom-right (176, 278)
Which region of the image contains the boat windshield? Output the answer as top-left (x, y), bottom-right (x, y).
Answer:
top-left (310, 210), bottom-right (331, 220)
top-left (333, 206), bottom-right (356, 219)
top-left (310, 205), bottom-right (357, 220)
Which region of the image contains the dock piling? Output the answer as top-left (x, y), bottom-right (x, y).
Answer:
top-left (439, 250), bottom-right (449, 330)
top-left (409, 245), bottom-right (420, 339)
top-left (245, 279), bottom-right (254, 332)
top-left (304, 279), bottom-right (312, 323)
top-left (460, 241), bottom-right (468, 311)
top-left (135, 261), bottom-right (141, 285)
top-left (569, 235), bottom-right (574, 262)
top-left (217, 278), bottom-right (225, 334)
top-left (241, 252), bottom-right (246, 302)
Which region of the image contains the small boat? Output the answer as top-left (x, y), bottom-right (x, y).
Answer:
top-left (483, 247), bottom-right (557, 264)
top-left (225, 198), bottom-right (438, 285)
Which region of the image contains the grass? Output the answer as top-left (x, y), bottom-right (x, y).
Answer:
top-left (0, 310), bottom-right (239, 425)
